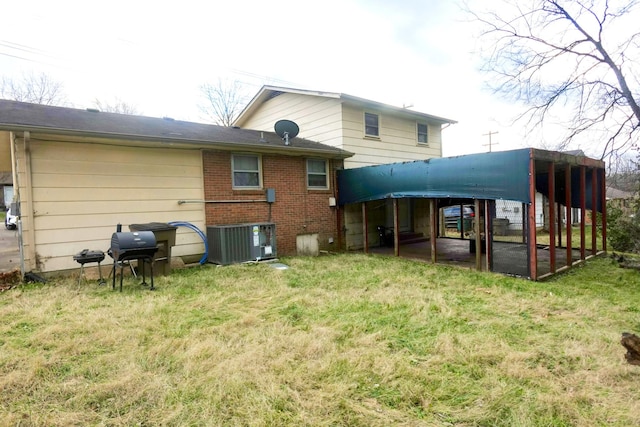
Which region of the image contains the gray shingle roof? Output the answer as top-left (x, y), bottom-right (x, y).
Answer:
top-left (0, 99), bottom-right (352, 159)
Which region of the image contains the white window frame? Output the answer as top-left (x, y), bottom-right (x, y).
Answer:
top-left (417, 123), bottom-right (429, 145)
top-left (364, 112), bottom-right (380, 138)
top-left (307, 158), bottom-right (329, 189)
top-left (232, 154), bottom-right (262, 189)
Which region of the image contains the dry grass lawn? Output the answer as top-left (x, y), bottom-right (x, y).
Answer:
top-left (1, 253), bottom-right (639, 426)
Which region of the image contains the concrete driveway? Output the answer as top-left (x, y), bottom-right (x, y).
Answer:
top-left (0, 227), bottom-right (20, 272)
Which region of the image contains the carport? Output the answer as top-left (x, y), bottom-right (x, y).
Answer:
top-left (337, 148), bottom-right (606, 280)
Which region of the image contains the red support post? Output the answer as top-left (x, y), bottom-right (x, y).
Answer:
top-left (475, 199), bottom-right (482, 271)
top-left (393, 198), bottom-right (400, 257)
top-left (580, 167), bottom-right (586, 260)
top-left (565, 166), bottom-right (572, 267)
top-left (591, 168), bottom-right (598, 256)
top-left (601, 168), bottom-right (607, 252)
top-left (362, 202), bottom-right (368, 254)
top-left (548, 162), bottom-right (556, 274)
top-left (430, 199), bottom-right (437, 263)
top-left (528, 154), bottom-right (538, 280)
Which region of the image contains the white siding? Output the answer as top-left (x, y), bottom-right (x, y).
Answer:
top-left (239, 93), bottom-right (446, 169)
top-left (240, 93), bottom-right (344, 148)
top-left (341, 104), bottom-right (443, 168)
top-left (16, 138), bottom-right (205, 273)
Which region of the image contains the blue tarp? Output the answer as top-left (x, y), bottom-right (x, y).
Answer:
top-left (338, 149), bottom-right (533, 205)
top-left (337, 148), bottom-right (605, 212)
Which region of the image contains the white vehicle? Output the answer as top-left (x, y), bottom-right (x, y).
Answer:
top-left (5, 206), bottom-right (17, 230)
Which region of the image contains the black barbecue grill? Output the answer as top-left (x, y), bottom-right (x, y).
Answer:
top-left (73, 249), bottom-right (106, 286)
top-left (109, 231), bottom-right (158, 291)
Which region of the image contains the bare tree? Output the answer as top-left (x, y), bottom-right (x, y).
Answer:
top-left (93, 98), bottom-right (141, 115)
top-left (0, 72), bottom-right (67, 106)
top-left (198, 79), bottom-right (249, 126)
top-left (607, 154), bottom-right (639, 192)
top-left (467, 0), bottom-right (640, 160)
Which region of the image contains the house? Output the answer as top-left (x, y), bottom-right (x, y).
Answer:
top-left (606, 185), bottom-right (636, 214)
top-left (233, 85), bottom-right (458, 249)
top-left (0, 100), bottom-right (351, 276)
top-left (233, 86), bottom-right (457, 168)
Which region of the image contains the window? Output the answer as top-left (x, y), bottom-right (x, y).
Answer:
top-left (307, 159), bottom-right (328, 189)
top-left (364, 112), bottom-right (379, 137)
top-left (417, 123), bottom-right (428, 144)
top-left (232, 154), bottom-right (261, 188)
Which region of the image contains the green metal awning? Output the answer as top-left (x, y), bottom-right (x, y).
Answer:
top-left (338, 149), bottom-right (532, 205)
top-left (337, 148), bottom-right (605, 212)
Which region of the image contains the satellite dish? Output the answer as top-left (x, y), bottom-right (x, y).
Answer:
top-left (274, 119), bottom-right (299, 146)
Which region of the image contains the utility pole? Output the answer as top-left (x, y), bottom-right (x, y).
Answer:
top-left (483, 131), bottom-right (499, 152)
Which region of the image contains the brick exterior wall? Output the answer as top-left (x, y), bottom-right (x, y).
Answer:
top-left (203, 150), bottom-right (344, 256)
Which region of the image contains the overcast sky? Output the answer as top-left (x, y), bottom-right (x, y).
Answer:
top-left (0, 0), bottom-right (568, 157)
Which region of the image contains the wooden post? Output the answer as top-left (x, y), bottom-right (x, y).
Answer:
top-left (580, 166), bottom-right (586, 260)
top-left (362, 202), bottom-right (368, 254)
top-left (601, 168), bottom-right (607, 252)
top-left (430, 199), bottom-right (437, 263)
top-left (565, 166), bottom-right (572, 267)
top-left (528, 153), bottom-right (538, 280)
top-left (485, 200), bottom-right (494, 272)
top-left (474, 199), bottom-right (482, 271)
top-left (548, 162), bottom-right (556, 274)
top-left (393, 198), bottom-right (400, 257)
top-left (591, 168), bottom-right (598, 256)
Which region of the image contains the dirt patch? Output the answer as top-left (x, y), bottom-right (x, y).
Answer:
top-left (0, 269), bottom-right (21, 291)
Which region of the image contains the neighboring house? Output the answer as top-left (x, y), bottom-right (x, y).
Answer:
top-left (234, 86), bottom-right (457, 246)
top-left (607, 185), bottom-right (636, 214)
top-left (0, 100), bottom-right (351, 275)
top-left (233, 86), bottom-right (457, 169)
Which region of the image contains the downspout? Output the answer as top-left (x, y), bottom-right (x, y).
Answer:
top-left (9, 132), bottom-right (25, 276)
top-left (19, 131), bottom-right (37, 273)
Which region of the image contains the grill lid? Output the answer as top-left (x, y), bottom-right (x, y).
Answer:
top-left (110, 231), bottom-right (158, 260)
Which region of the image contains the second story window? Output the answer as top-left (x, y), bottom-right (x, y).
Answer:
top-left (417, 123), bottom-right (428, 144)
top-left (307, 159), bottom-right (328, 189)
top-left (365, 112), bottom-right (379, 137)
top-left (232, 154), bottom-right (261, 188)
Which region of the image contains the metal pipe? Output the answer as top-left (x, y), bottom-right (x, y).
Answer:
top-left (178, 199), bottom-right (267, 204)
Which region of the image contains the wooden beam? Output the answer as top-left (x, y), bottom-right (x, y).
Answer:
top-left (362, 202), bottom-right (368, 254)
top-left (580, 166), bottom-right (586, 260)
top-left (601, 168), bottom-right (607, 252)
top-left (548, 162), bottom-right (556, 274)
top-left (393, 198), bottom-right (399, 257)
top-left (565, 165), bottom-right (572, 267)
top-left (528, 154), bottom-right (538, 280)
top-left (485, 200), bottom-right (493, 272)
top-left (475, 199), bottom-right (482, 271)
top-left (591, 168), bottom-right (597, 256)
top-left (430, 199), bottom-right (437, 263)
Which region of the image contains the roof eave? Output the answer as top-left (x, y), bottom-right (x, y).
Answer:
top-left (233, 85), bottom-right (458, 126)
top-left (339, 93), bottom-right (457, 124)
top-left (1, 124), bottom-right (353, 159)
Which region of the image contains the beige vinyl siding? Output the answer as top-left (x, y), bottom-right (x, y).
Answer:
top-left (240, 93), bottom-right (344, 148)
top-left (341, 104), bottom-right (443, 168)
top-left (15, 137), bottom-right (205, 273)
top-left (0, 132), bottom-right (11, 171)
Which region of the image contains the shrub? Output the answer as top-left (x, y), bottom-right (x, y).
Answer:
top-left (608, 202), bottom-right (640, 253)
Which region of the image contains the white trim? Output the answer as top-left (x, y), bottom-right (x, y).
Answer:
top-left (306, 158), bottom-right (329, 189)
top-left (417, 122), bottom-right (429, 145)
top-left (232, 153), bottom-right (263, 189)
top-left (364, 111), bottom-right (380, 138)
